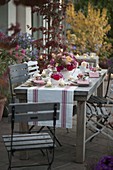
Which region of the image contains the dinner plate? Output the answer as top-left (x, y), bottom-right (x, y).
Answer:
top-left (32, 80), bottom-right (46, 86)
top-left (89, 71), bottom-right (99, 78)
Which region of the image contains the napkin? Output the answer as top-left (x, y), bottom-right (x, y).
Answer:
top-left (27, 86), bottom-right (77, 128)
top-left (89, 71), bottom-right (99, 78)
top-left (77, 80), bottom-right (90, 86)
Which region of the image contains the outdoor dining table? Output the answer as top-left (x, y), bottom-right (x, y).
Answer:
top-left (14, 69), bottom-right (107, 163)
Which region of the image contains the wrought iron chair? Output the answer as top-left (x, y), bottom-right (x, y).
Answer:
top-left (86, 65), bottom-right (113, 142)
top-left (86, 102), bottom-right (113, 143)
top-left (2, 102), bottom-right (60, 170)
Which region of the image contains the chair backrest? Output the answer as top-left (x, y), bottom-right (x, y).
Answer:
top-left (105, 67), bottom-right (113, 98)
top-left (9, 63), bottom-right (29, 85)
top-left (8, 63), bottom-right (29, 102)
top-left (9, 102), bottom-right (60, 127)
top-left (27, 61), bottom-right (39, 77)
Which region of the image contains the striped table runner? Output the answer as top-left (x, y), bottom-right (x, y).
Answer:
top-left (27, 86), bottom-right (77, 128)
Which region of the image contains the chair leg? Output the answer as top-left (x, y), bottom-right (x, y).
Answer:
top-left (8, 167), bottom-right (11, 170)
top-left (46, 149), bottom-right (53, 170)
top-left (37, 126), bottom-right (62, 147)
top-left (47, 165), bottom-right (52, 170)
top-left (47, 126), bottom-right (62, 146)
top-left (8, 153), bottom-right (12, 170)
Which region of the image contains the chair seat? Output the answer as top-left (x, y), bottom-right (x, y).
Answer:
top-left (2, 102), bottom-right (60, 169)
top-left (86, 103), bottom-right (113, 143)
top-left (88, 95), bottom-right (108, 104)
top-left (88, 95), bottom-right (113, 105)
top-left (3, 133), bottom-right (54, 152)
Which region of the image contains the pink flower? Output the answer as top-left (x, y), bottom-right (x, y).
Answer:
top-left (50, 51), bottom-right (77, 72)
top-left (57, 66), bottom-right (64, 72)
top-left (21, 49), bottom-right (26, 54)
top-left (66, 64), bottom-right (75, 71)
top-left (9, 50), bottom-right (13, 55)
top-left (15, 53), bottom-right (19, 57)
top-left (51, 72), bottom-right (63, 80)
top-left (15, 45), bottom-right (20, 50)
top-left (77, 73), bottom-right (84, 79)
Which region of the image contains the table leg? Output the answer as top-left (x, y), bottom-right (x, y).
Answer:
top-left (75, 101), bottom-right (86, 163)
top-left (18, 97), bottom-right (29, 160)
top-left (97, 80), bottom-right (104, 97)
top-left (19, 123), bottom-right (29, 160)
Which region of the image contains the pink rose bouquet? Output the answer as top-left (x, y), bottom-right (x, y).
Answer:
top-left (51, 71), bottom-right (63, 80)
top-left (50, 51), bottom-right (78, 72)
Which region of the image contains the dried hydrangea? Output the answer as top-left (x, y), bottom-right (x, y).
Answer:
top-left (95, 156), bottom-right (113, 170)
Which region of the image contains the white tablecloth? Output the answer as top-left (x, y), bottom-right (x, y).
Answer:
top-left (27, 86), bottom-right (77, 128)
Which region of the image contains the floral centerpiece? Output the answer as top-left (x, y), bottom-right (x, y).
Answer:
top-left (49, 51), bottom-right (78, 79)
top-left (50, 51), bottom-right (78, 72)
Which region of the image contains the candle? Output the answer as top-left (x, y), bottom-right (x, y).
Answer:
top-left (46, 79), bottom-right (52, 87)
top-left (39, 55), bottom-right (43, 60)
top-left (81, 61), bottom-right (87, 67)
top-left (90, 55), bottom-right (94, 58)
top-left (42, 70), bottom-right (46, 77)
top-left (60, 48), bottom-right (63, 52)
top-left (76, 54), bottom-right (79, 58)
top-left (59, 78), bottom-right (65, 86)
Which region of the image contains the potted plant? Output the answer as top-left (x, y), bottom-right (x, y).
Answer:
top-left (0, 73), bottom-right (8, 120)
top-left (0, 23), bottom-right (29, 119)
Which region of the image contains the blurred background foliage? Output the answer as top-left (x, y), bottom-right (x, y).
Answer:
top-left (74, 0), bottom-right (113, 38)
top-left (66, 0), bottom-right (113, 59)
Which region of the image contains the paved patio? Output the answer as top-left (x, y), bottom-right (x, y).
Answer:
top-left (0, 79), bottom-right (113, 170)
top-left (0, 113), bottom-right (113, 170)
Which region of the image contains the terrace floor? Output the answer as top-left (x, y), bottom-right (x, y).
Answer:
top-left (0, 79), bottom-right (113, 170)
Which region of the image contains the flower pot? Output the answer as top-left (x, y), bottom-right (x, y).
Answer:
top-left (61, 70), bottom-right (71, 80)
top-left (51, 78), bottom-right (60, 86)
top-left (0, 97), bottom-right (7, 121)
top-left (51, 71), bottom-right (63, 86)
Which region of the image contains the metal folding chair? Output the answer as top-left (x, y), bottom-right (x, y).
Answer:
top-left (87, 67), bottom-right (113, 106)
top-left (2, 102), bottom-right (60, 170)
top-left (85, 65), bottom-right (113, 142)
top-left (86, 103), bottom-right (113, 143)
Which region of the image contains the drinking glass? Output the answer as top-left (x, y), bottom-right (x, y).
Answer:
top-left (89, 63), bottom-right (94, 70)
